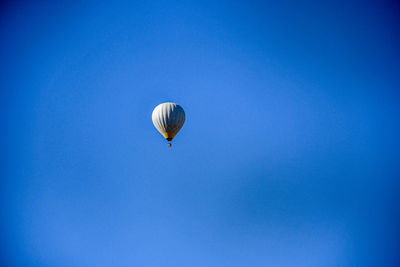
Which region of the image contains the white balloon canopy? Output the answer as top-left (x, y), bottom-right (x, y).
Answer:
top-left (152, 102), bottom-right (185, 146)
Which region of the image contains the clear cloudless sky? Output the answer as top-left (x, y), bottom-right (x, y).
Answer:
top-left (1, 1), bottom-right (400, 266)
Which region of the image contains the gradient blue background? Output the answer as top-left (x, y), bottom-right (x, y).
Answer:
top-left (1, 1), bottom-right (400, 266)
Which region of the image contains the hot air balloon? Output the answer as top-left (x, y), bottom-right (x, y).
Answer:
top-left (152, 102), bottom-right (185, 147)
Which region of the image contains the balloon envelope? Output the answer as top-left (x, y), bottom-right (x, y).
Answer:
top-left (152, 102), bottom-right (185, 143)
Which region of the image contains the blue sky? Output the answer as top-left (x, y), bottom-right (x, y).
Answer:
top-left (1, 1), bottom-right (400, 266)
